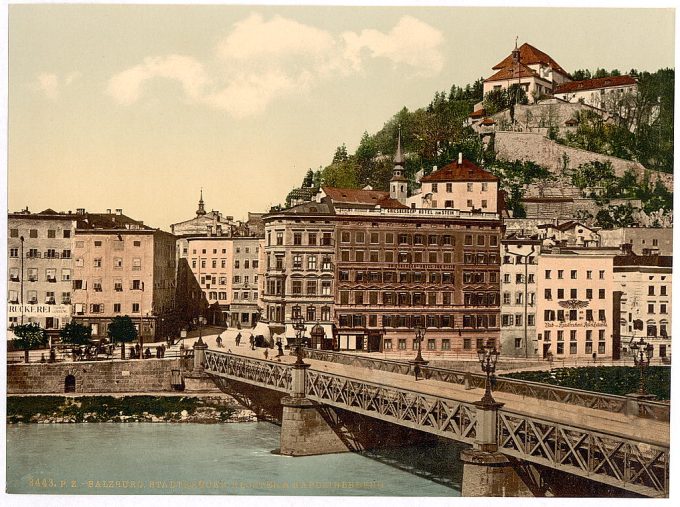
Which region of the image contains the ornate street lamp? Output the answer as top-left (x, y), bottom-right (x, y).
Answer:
top-left (413, 325), bottom-right (426, 363)
top-left (291, 313), bottom-right (307, 366)
top-left (630, 337), bottom-right (654, 395)
top-left (477, 346), bottom-right (500, 405)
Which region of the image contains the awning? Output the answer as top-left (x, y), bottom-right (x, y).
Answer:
top-left (283, 323), bottom-right (334, 346)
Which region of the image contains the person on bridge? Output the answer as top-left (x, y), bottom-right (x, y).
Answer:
top-left (235, 333), bottom-right (241, 347)
top-left (249, 335), bottom-right (255, 350)
top-left (216, 335), bottom-right (223, 348)
top-left (263, 349), bottom-right (269, 360)
top-left (414, 364), bottom-right (421, 381)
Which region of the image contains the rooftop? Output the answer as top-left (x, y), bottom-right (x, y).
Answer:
top-left (492, 42), bottom-right (570, 77)
top-left (321, 186), bottom-right (409, 209)
top-left (420, 158), bottom-right (498, 183)
top-left (554, 75), bottom-right (637, 95)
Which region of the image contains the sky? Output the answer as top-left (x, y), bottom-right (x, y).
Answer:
top-left (7, 4), bottom-right (675, 231)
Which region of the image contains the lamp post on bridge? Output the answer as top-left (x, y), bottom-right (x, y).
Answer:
top-left (408, 325), bottom-right (429, 380)
top-left (291, 312), bottom-right (307, 366)
top-left (477, 346), bottom-right (500, 406)
top-left (630, 337), bottom-right (654, 396)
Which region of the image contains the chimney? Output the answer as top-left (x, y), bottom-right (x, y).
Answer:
top-left (106, 209), bottom-right (112, 214)
top-left (458, 152), bottom-right (463, 165)
top-left (116, 209), bottom-right (123, 215)
top-left (76, 208), bottom-right (85, 215)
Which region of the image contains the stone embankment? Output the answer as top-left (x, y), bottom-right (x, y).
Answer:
top-left (7, 395), bottom-right (258, 424)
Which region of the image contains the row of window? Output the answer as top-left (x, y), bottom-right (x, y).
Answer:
top-left (269, 231), bottom-right (333, 247)
top-left (198, 274), bottom-right (258, 286)
top-left (191, 258), bottom-right (259, 270)
top-left (502, 292), bottom-right (537, 305)
top-left (74, 303), bottom-right (142, 315)
top-left (9, 228), bottom-right (71, 239)
top-left (383, 337), bottom-right (495, 351)
top-left (545, 269), bottom-right (606, 280)
top-left (503, 273), bottom-right (535, 284)
top-left (339, 314), bottom-right (499, 329)
top-left (291, 280), bottom-right (333, 296)
top-left (429, 199), bottom-right (490, 209)
top-left (543, 309), bottom-right (607, 322)
top-left (192, 246), bottom-right (258, 255)
top-left (647, 285), bottom-right (669, 296)
top-left (547, 342), bottom-right (606, 355)
top-left (430, 181), bottom-right (490, 193)
top-left (501, 314), bottom-right (536, 327)
top-left (75, 240), bottom-right (142, 248)
top-left (266, 305), bottom-right (332, 323)
top-left (206, 291), bottom-right (258, 301)
top-left (8, 268), bottom-right (72, 282)
top-left (291, 255), bottom-right (332, 270)
top-left (335, 250), bottom-right (498, 265)
top-left (73, 257), bottom-right (142, 269)
top-left (502, 255), bottom-right (537, 265)
top-left (543, 329), bottom-right (607, 341)
top-left (340, 270), bottom-right (462, 284)
top-left (337, 231), bottom-right (499, 248)
top-left (9, 248), bottom-right (71, 259)
top-left (544, 288), bottom-right (606, 300)
top-left (72, 279), bottom-right (144, 291)
top-left (8, 290), bottom-right (70, 304)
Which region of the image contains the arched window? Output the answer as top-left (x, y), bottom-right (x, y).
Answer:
top-left (646, 319), bottom-right (657, 337)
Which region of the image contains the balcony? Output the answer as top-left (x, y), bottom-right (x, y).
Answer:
top-left (62, 299), bottom-right (71, 304)
top-left (47, 277), bottom-right (57, 283)
top-left (26, 252), bottom-right (41, 259)
top-left (27, 277), bottom-right (38, 282)
top-left (44, 252), bottom-right (60, 259)
top-left (28, 298), bottom-right (38, 304)
top-left (45, 298), bottom-right (56, 305)
top-left (9, 276), bottom-right (19, 282)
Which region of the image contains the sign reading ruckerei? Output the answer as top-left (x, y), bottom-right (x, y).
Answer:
top-left (7, 304), bottom-right (70, 317)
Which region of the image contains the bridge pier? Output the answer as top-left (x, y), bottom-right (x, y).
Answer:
top-left (460, 401), bottom-right (533, 497)
top-left (280, 362), bottom-right (350, 456)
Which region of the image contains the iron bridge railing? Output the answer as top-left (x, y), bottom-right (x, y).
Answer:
top-left (497, 407), bottom-right (669, 498)
top-left (303, 348), bottom-right (669, 421)
top-left (204, 350), bottom-right (292, 392)
top-left (305, 369), bottom-right (478, 444)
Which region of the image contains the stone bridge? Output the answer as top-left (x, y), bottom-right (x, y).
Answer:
top-left (196, 345), bottom-right (669, 498)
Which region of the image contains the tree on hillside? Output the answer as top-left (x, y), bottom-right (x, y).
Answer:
top-left (332, 144), bottom-right (349, 164)
top-left (302, 169), bottom-right (315, 188)
top-left (322, 159), bottom-right (359, 189)
top-left (12, 323), bottom-right (48, 363)
top-left (595, 204), bottom-right (637, 229)
top-left (483, 84), bottom-right (528, 119)
top-left (108, 316), bottom-right (138, 359)
top-left (60, 322), bottom-right (92, 347)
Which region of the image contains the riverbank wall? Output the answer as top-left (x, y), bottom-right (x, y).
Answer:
top-left (7, 358), bottom-right (188, 394)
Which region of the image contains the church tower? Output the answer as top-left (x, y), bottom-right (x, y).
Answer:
top-left (196, 188), bottom-right (207, 216)
top-left (389, 127), bottom-right (408, 205)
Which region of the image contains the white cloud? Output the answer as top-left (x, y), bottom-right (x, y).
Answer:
top-left (342, 16), bottom-right (444, 76)
top-left (35, 73), bottom-right (59, 100)
top-left (33, 71), bottom-right (82, 100)
top-left (106, 14), bottom-right (445, 117)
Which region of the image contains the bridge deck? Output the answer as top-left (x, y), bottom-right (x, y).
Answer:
top-left (217, 345), bottom-right (669, 448)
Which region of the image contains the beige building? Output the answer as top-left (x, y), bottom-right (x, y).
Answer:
top-left (553, 75), bottom-right (638, 112)
top-left (7, 209), bottom-right (77, 335)
top-left (71, 210), bottom-right (176, 341)
top-left (483, 42), bottom-right (572, 102)
top-left (185, 234), bottom-right (264, 327)
top-left (500, 238), bottom-right (540, 358)
top-left (614, 255), bottom-right (672, 360)
top-left (600, 227), bottom-right (673, 256)
top-left (409, 155), bottom-right (499, 212)
top-left (536, 248), bottom-right (617, 360)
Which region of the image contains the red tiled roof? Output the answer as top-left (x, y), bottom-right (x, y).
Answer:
top-left (492, 43), bottom-right (569, 77)
top-left (480, 117), bottom-right (496, 126)
top-left (420, 159), bottom-right (498, 183)
top-left (321, 187), bottom-right (408, 208)
top-left (469, 108), bottom-right (486, 119)
top-left (485, 62), bottom-right (541, 83)
top-left (554, 75), bottom-right (637, 95)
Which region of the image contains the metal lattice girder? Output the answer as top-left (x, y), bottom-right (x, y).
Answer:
top-left (304, 369), bottom-right (477, 443)
top-left (204, 350), bottom-right (292, 392)
top-left (497, 409), bottom-right (669, 498)
top-left (304, 349), bottom-right (669, 422)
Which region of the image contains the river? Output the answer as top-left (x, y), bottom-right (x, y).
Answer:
top-left (6, 422), bottom-right (463, 496)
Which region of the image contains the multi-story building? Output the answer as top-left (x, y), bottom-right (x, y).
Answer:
top-left (170, 191), bottom-right (236, 263)
top-left (500, 237), bottom-right (540, 357)
top-left (483, 42), bottom-right (572, 102)
top-left (536, 248), bottom-right (618, 360)
top-left (71, 209), bottom-right (176, 341)
top-left (185, 234), bottom-right (264, 327)
top-left (7, 209), bottom-right (77, 336)
top-left (553, 75), bottom-right (638, 112)
top-left (263, 145), bottom-right (504, 356)
top-left (262, 201), bottom-right (336, 347)
top-left (600, 227), bottom-right (673, 256)
top-left (614, 254), bottom-right (672, 360)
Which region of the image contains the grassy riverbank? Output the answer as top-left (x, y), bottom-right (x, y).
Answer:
top-left (7, 395), bottom-right (256, 424)
top-left (502, 366), bottom-right (671, 400)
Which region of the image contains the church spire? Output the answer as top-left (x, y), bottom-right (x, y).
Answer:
top-left (196, 188), bottom-right (206, 216)
top-left (390, 125), bottom-right (408, 205)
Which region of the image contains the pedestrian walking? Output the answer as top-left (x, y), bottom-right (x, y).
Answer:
top-left (235, 332), bottom-right (241, 347)
top-left (249, 335), bottom-right (255, 350)
top-left (414, 364), bottom-right (421, 381)
top-left (276, 339), bottom-right (284, 357)
top-left (264, 349), bottom-right (269, 360)
top-left (216, 335), bottom-right (223, 348)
